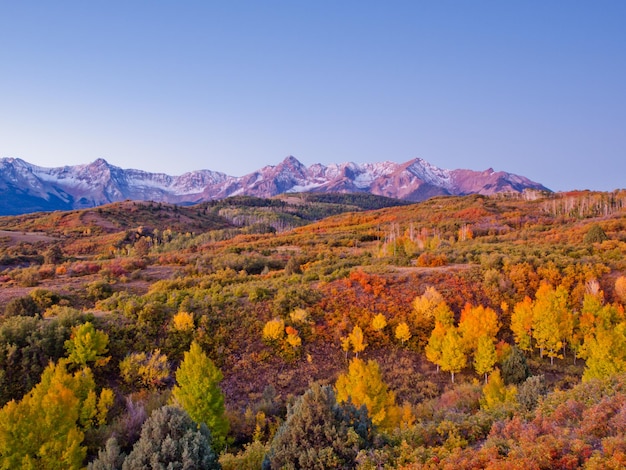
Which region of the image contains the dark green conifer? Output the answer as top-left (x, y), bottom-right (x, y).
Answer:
top-left (263, 384), bottom-right (372, 470)
top-left (501, 346), bottom-right (530, 385)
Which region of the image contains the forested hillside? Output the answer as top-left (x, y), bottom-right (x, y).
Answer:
top-left (1, 190), bottom-right (626, 469)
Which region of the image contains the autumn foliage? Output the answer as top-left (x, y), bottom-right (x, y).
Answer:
top-left (0, 191), bottom-right (626, 467)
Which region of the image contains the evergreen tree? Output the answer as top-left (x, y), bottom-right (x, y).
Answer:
top-left (501, 346), bottom-right (530, 385)
top-left (264, 384), bottom-right (372, 470)
top-left (172, 341), bottom-right (229, 450)
top-left (122, 406), bottom-right (219, 470)
top-left (516, 375), bottom-right (548, 412)
top-left (584, 223), bottom-right (608, 244)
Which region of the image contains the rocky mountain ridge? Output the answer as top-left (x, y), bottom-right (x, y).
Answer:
top-left (0, 156), bottom-right (550, 215)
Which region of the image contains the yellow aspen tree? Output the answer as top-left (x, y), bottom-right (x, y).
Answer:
top-left (433, 301), bottom-right (454, 326)
top-left (340, 336), bottom-right (351, 359)
top-left (395, 322), bottom-right (411, 345)
top-left (0, 361), bottom-right (113, 469)
top-left (555, 285), bottom-right (574, 359)
top-left (480, 369), bottom-right (517, 411)
top-left (425, 321), bottom-right (448, 372)
top-left (616, 276), bottom-right (626, 304)
top-left (289, 308), bottom-right (309, 324)
top-left (371, 313), bottom-right (387, 332)
top-left (578, 317), bottom-right (626, 381)
top-left (458, 304), bottom-right (500, 357)
top-left (532, 283), bottom-right (569, 364)
top-left (474, 335), bottom-right (497, 384)
top-left (399, 402), bottom-right (415, 430)
top-left (348, 325), bottom-right (367, 357)
top-left (335, 358), bottom-right (400, 431)
top-left (440, 328), bottom-right (466, 383)
top-left (411, 287), bottom-right (451, 348)
top-left (510, 296), bottom-right (534, 352)
top-left (120, 349), bottom-right (171, 389)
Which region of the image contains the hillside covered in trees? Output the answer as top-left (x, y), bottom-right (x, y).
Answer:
top-left (1, 190), bottom-right (626, 469)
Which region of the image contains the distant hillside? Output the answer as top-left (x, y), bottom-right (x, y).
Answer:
top-left (0, 193), bottom-right (407, 242)
top-left (0, 156), bottom-right (550, 215)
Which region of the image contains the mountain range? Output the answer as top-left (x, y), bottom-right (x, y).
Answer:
top-left (0, 156), bottom-right (550, 216)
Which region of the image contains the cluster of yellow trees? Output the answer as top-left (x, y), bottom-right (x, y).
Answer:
top-left (0, 322), bottom-right (114, 468)
top-left (331, 276), bottom-right (626, 388)
top-left (0, 317), bottom-right (229, 469)
top-left (421, 277), bottom-right (626, 383)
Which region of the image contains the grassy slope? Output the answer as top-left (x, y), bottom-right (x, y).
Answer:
top-left (1, 190), bottom-right (626, 462)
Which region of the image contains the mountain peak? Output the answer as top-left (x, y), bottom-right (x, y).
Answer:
top-left (0, 156), bottom-right (551, 215)
top-left (88, 158), bottom-right (112, 169)
top-left (278, 155), bottom-right (305, 170)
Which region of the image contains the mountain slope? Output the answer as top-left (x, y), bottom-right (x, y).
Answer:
top-left (0, 156), bottom-right (550, 215)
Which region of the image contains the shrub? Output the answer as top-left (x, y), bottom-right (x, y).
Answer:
top-left (29, 289), bottom-right (61, 311)
top-left (13, 267), bottom-right (40, 287)
top-left (220, 440), bottom-right (268, 470)
top-left (3, 296), bottom-right (39, 317)
top-left (517, 375), bottom-right (548, 412)
top-left (584, 224), bottom-right (608, 244)
top-left (86, 281), bottom-right (114, 301)
top-left (264, 384), bottom-right (372, 469)
top-left (118, 406), bottom-right (219, 470)
top-left (120, 350), bottom-right (171, 389)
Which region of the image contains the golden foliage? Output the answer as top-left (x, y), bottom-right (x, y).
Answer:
top-left (335, 358), bottom-right (401, 431)
top-left (263, 318), bottom-right (286, 342)
top-left (395, 322), bottom-right (412, 344)
top-left (371, 313), bottom-right (387, 331)
top-left (289, 308), bottom-right (309, 324)
top-left (172, 311), bottom-right (195, 332)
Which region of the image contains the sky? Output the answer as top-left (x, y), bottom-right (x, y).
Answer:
top-left (1, 1), bottom-right (625, 192)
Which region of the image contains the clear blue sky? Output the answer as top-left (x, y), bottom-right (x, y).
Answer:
top-left (1, 1), bottom-right (624, 192)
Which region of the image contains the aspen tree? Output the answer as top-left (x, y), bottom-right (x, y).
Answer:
top-left (172, 341), bottom-right (229, 451)
top-left (335, 358), bottom-right (400, 431)
top-left (395, 322), bottom-right (411, 345)
top-left (474, 335), bottom-right (497, 384)
top-left (440, 328), bottom-right (466, 383)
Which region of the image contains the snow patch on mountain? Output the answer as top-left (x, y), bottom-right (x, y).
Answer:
top-left (0, 155), bottom-right (550, 215)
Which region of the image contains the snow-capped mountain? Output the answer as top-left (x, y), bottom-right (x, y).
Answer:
top-left (0, 156), bottom-right (550, 215)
